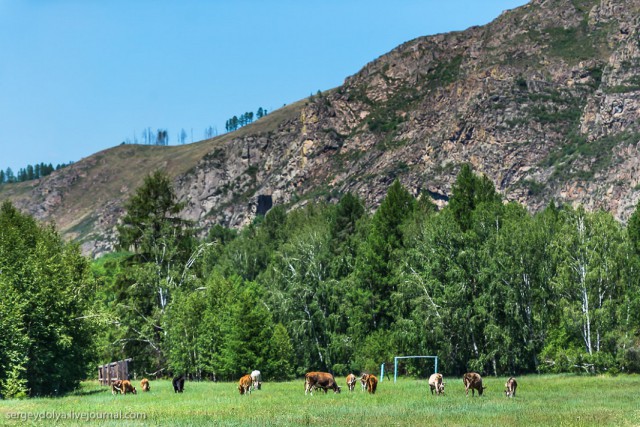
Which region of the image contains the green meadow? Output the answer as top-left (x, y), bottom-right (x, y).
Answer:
top-left (1, 375), bottom-right (639, 426)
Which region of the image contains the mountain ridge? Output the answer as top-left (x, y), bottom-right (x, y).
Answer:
top-left (2, 0), bottom-right (640, 257)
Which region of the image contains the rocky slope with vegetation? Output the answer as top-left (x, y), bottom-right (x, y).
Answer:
top-left (2, 0), bottom-right (640, 256)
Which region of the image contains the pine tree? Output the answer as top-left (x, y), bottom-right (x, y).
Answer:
top-left (117, 170), bottom-right (192, 259)
top-left (266, 324), bottom-right (294, 380)
top-left (354, 179), bottom-right (415, 330)
top-left (448, 164), bottom-right (501, 232)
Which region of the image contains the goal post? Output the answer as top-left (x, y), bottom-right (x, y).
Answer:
top-left (393, 355), bottom-right (438, 383)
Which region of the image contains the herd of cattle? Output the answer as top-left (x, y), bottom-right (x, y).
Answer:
top-left (109, 371), bottom-right (517, 398)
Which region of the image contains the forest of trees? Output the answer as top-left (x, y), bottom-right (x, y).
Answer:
top-left (2, 165), bottom-right (640, 397)
top-left (0, 162), bottom-right (71, 184)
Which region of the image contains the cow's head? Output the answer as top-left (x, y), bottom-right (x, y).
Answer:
top-left (438, 382), bottom-right (446, 394)
top-left (505, 385), bottom-right (516, 397)
top-left (334, 385), bottom-right (342, 394)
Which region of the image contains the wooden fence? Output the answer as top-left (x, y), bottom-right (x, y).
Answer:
top-left (98, 359), bottom-right (132, 386)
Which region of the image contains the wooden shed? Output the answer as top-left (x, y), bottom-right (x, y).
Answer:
top-left (98, 359), bottom-right (133, 386)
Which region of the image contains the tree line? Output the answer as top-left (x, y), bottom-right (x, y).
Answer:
top-left (0, 162), bottom-right (72, 184)
top-left (120, 105), bottom-right (270, 147)
top-left (225, 108), bottom-right (267, 133)
top-left (2, 165), bottom-right (640, 398)
top-left (89, 166), bottom-right (640, 382)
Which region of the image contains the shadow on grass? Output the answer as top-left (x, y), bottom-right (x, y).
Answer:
top-left (68, 387), bottom-right (109, 397)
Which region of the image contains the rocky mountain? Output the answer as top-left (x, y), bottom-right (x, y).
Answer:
top-left (2, 0), bottom-right (640, 257)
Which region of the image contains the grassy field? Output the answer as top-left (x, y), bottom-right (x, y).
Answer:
top-left (1, 374), bottom-right (639, 426)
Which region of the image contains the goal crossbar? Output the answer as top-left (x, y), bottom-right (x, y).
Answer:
top-left (393, 355), bottom-right (438, 383)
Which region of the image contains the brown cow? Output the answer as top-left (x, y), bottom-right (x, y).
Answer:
top-left (505, 377), bottom-right (517, 398)
top-left (463, 372), bottom-right (486, 397)
top-left (304, 372), bottom-right (341, 395)
top-left (366, 374), bottom-right (378, 394)
top-left (238, 374), bottom-right (252, 395)
top-left (121, 380), bottom-right (137, 395)
top-left (428, 373), bottom-right (445, 395)
top-left (346, 373), bottom-right (357, 392)
top-left (360, 373), bottom-right (370, 391)
top-left (140, 378), bottom-right (150, 392)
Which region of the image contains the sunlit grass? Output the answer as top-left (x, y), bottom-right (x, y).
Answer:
top-left (1, 374), bottom-right (639, 426)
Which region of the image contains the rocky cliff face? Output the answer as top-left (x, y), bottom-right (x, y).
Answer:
top-left (2, 0), bottom-right (640, 256)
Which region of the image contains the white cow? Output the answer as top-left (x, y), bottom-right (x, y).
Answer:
top-left (250, 370), bottom-right (262, 390)
top-left (428, 373), bottom-right (445, 395)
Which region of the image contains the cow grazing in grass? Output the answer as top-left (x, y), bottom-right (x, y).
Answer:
top-left (239, 374), bottom-right (253, 395)
top-left (505, 377), bottom-right (517, 398)
top-left (346, 374), bottom-right (357, 392)
top-left (304, 372), bottom-right (341, 395)
top-left (121, 380), bottom-right (137, 395)
top-left (112, 380), bottom-right (136, 395)
top-left (366, 374), bottom-right (378, 394)
top-left (251, 370), bottom-right (262, 391)
top-left (140, 378), bottom-right (150, 392)
top-left (463, 372), bottom-right (486, 397)
top-left (172, 375), bottom-right (185, 393)
top-left (360, 373), bottom-right (370, 391)
top-left (111, 380), bottom-right (123, 395)
top-left (428, 373), bottom-right (445, 395)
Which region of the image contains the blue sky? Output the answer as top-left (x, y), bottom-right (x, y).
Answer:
top-left (0, 0), bottom-right (527, 172)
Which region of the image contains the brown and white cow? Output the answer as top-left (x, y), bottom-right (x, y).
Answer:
top-left (505, 377), bottom-right (517, 398)
top-left (346, 373), bottom-right (357, 392)
top-left (366, 374), bottom-right (378, 394)
top-left (463, 372), bottom-right (486, 397)
top-left (238, 374), bottom-right (252, 395)
top-left (112, 379), bottom-right (136, 395)
top-left (140, 378), bottom-right (150, 392)
top-left (111, 380), bottom-right (123, 395)
top-left (428, 373), bottom-right (445, 395)
top-left (360, 373), bottom-right (370, 391)
top-left (304, 372), bottom-right (341, 395)
top-left (251, 370), bottom-right (262, 391)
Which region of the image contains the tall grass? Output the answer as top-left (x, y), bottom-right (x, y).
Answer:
top-left (1, 374), bottom-right (639, 426)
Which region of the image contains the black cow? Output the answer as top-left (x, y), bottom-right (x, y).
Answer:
top-left (172, 375), bottom-right (185, 393)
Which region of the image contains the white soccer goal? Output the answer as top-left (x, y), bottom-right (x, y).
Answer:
top-left (392, 355), bottom-right (438, 383)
